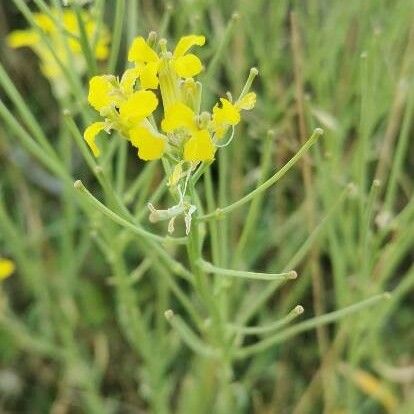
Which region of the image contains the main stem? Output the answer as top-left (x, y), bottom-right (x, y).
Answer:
top-left (186, 182), bottom-right (235, 413)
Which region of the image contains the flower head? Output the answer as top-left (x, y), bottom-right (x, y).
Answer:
top-left (127, 34), bottom-right (206, 91)
top-left (128, 36), bottom-right (160, 89)
top-left (161, 103), bottom-right (215, 161)
top-left (83, 32), bottom-right (257, 233)
top-left (7, 9), bottom-right (110, 96)
top-left (84, 74), bottom-right (161, 159)
top-left (212, 92), bottom-right (256, 139)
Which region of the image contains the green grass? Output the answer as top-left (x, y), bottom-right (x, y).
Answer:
top-left (0, 0), bottom-right (413, 413)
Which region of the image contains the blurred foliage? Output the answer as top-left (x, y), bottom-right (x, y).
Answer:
top-left (0, 0), bottom-right (413, 413)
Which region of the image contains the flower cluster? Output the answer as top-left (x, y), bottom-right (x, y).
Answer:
top-left (84, 33), bottom-right (256, 164)
top-left (7, 9), bottom-right (110, 96)
top-left (84, 33), bottom-right (256, 233)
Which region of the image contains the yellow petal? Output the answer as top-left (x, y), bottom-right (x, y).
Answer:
top-left (119, 90), bottom-right (158, 124)
top-left (128, 36), bottom-right (159, 63)
top-left (213, 98), bottom-right (241, 126)
top-left (63, 10), bottom-right (79, 34)
top-left (120, 67), bottom-right (141, 95)
top-left (213, 124), bottom-right (228, 140)
top-left (40, 61), bottom-right (61, 79)
top-left (87, 75), bottom-right (116, 112)
top-left (173, 35), bottom-right (205, 58)
top-left (95, 41), bottom-right (110, 60)
top-left (236, 92), bottom-right (256, 110)
top-left (84, 122), bottom-right (107, 157)
top-left (94, 31), bottom-right (110, 60)
top-left (7, 30), bottom-right (40, 48)
top-left (0, 258), bottom-right (15, 281)
top-left (139, 61), bottom-right (160, 89)
top-left (84, 18), bottom-right (96, 38)
top-left (83, 16), bottom-right (110, 60)
top-left (129, 126), bottom-right (166, 160)
top-left (161, 102), bottom-right (197, 133)
top-left (68, 37), bottom-right (82, 54)
top-left (184, 129), bottom-right (215, 162)
top-left (173, 54), bottom-right (203, 78)
top-left (33, 13), bottom-right (55, 32)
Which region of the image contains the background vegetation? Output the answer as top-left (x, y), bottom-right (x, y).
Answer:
top-left (0, 0), bottom-right (413, 413)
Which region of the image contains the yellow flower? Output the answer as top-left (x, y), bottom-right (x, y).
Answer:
top-left (127, 34), bottom-right (205, 90)
top-left (172, 35), bottom-right (205, 78)
top-left (184, 129), bottom-right (215, 162)
top-left (213, 98), bottom-right (241, 125)
top-left (212, 92), bottom-right (256, 138)
top-left (128, 37), bottom-right (159, 63)
top-left (83, 75), bottom-right (119, 157)
top-left (7, 10), bottom-right (110, 83)
top-left (84, 32), bottom-right (255, 171)
top-left (84, 77), bottom-right (159, 158)
top-left (161, 102), bottom-right (215, 161)
top-left (87, 71), bottom-right (143, 115)
top-left (128, 37), bottom-right (160, 89)
top-left (0, 258), bottom-right (15, 281)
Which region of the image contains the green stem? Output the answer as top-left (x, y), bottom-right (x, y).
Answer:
top-left (233, 131), bottom-right (274, 264)
top-left (0, 99), bottom-right (68, 183)
top-left (0, 63), bottom-right (57, 158)
top-left (199, 260), bottom-right (297, 281)
top-left (73, 3), bottom-right (98, 75)
top-left (165, 310), bottom-right (217, 357)
top-left (108, 0), bottom-right (125, 73)
top-left (199, 128), bottom-right (323, 220)
top-left (236, 293), bottom-right (390, 359)
top-left (229, 305), bottom-right (304, 335)
top-left (73, 179), bottom-right (187, 245)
